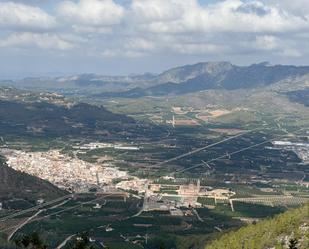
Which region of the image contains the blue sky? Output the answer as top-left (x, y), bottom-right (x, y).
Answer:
top-left (0, 0), bottom-right (309, 78)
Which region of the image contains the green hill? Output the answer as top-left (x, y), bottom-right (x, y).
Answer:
top-left (0, 100), bottom-right (134, 137)
top-left (205, 203), bottom-right (309, 249)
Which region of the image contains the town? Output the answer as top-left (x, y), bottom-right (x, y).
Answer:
top-left (2, 149), bottom-right (129, 192)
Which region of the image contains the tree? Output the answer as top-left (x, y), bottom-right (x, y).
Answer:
top-left (15, 233), bottom-right (47, 249)
top-left (71, 233), bottom-right (97, 249)
top-left (288, 238), bottom-right (298, 249)
top-left (159, 243), bottom-right (166, 249)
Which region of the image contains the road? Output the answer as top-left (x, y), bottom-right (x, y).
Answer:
top-left (178, 138), bottom-right (273, 174)
top-left (131, 182), bottom-right (148, 217)
top-left (35, 194), bottom-right (115, 222)
top-left (56, 234), bottom-right (76, 249)
top-left (162, 126), bottom-right (307, 175)
top-left (192, 209), bottom-right (203, 222)
top-left (151, 129), bottom-right (255, 168)
top-left (0, 194), bottom-right (114, 234)
top-left (50, 199), bottom-right (71, 209)
top-left (7, 209), bottom-right (44, 241)
top-left (0, 194), bottom-right (73, 222)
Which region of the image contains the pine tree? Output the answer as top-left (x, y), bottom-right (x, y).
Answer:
top-left (159, 243), bottom-right (166, 249)
top-left (288, 238), bottom-right (298, 249)
top-left (15, 233), bottom-right (47, 249)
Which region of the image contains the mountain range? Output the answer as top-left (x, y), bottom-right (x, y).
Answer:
top-left (2, 62), bottom-right (309, 98)
top-left (96, 61), bottom-right (309, 98)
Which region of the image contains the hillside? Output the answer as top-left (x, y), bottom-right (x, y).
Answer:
top-left (0, 236), bottom-right (15, 249)
top-left (0, 87), bottom-right (142, 139)
top-left (0, 155), bottom-right (66, 203)
top-left (286, 89), bottom-right (309, 107)
top-left (0, 100), bottom-right (133, 136)
top-left (205, 203), bottom-right (309, 249)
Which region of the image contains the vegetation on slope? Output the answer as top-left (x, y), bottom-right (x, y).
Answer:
top-left (286, 89), bottom-right (309, 107)
top-left (0, 100), bottom-right (135, 137)
top-left (205, 203), bottom-right (309, 249)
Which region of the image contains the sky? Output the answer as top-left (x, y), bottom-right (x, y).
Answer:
top-left (0, 0), bottom-right (309, 78)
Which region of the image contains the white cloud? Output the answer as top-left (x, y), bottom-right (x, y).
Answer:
top-left (125, 38), bottom-right (157, 52)
top-left (130, 0), bottom-right (307, 34)
top-left (279, 48), bottom-right (302, 58)
top-left (72, 25), bottom-right (112, 34)
top-left (172, 43), bottom-right (227, 55)
top-left (57, 0), bottom-right (124, 27)
top-left (101, 49), bottom-right (147, 58)
top-left (264, 0), bottom-right (309, 17)
top-left (130, 0), bottom-right (191, 23)
top-left (255, 35), bottom-right (278, 50)
top-left (0, 32), bottom-right (75, 50)
top-left (0, 2), bottom-right (57, 32)
top-left (1, 0), bottom-right (309, 68)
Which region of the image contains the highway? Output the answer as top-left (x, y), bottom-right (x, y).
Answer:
top-left (151, 129), bottom-right (256, 168)
top-left (0, 194), bottom-right (73, 222)
top-left (7, 209), bottom-right (44, 241)
top-left (156, 126), bottom-right (307, 177)
top-left (36, 194), bottom-right (114, 222)
top-left (0, 193), bottom-right (115, 236)
top-left (176, 138), bottom-right (273, 174)
top-left (192, 209), bottom-right (204, 222)
top-left (56, 234), bottom-right (76, 249)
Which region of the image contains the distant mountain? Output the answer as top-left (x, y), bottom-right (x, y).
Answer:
top-left (155, 61), bottom-right (234, 84)
top-left (1, 62), bottom-right (309, 98)
top-left (95, 62), bottom-right (309, 98)
top-left (0, 73), bottom-right (157, 94)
